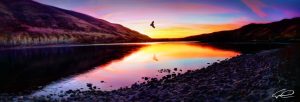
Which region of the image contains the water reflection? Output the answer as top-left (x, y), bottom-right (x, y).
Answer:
top-left (0, 45), bottom-right (142, 94)
top-left (33, 42), bottom-right (240, 96)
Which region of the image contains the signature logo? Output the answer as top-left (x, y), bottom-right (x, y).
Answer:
top-left (272, 89), bottom-right (294, 99)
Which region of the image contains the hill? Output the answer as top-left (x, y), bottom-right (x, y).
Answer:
top-left (0, 0), bottom-right (150, 47)
top-left (184, 17), bottom-right (300, 42)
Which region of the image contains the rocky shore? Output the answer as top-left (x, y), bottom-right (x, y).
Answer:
top-left (1, 45), bottom-right (298, 101)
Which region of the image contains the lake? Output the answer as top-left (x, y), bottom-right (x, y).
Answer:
top-left (0, 42), bottom-right (286, 96)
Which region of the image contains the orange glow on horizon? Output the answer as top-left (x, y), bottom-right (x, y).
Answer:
top-left (137, 23), bottom-right (243, 38)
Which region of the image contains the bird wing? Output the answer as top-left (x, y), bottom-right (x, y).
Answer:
top-left (150, 21), bottom-right (155, 28)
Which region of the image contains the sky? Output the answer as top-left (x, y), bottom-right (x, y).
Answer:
top-left (34, 0), bottom-right (300, 38)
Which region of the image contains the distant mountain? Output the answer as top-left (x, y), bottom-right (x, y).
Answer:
top-left (0, 0), bottom-right (150, 47)
top-left (183, 17), bottom-right (300, 42)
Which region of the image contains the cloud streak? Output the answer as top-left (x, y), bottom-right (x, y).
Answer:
top-left (242, 0), bottom-right (268, 18)
top-left (165, 3), bottom-right (238, 14)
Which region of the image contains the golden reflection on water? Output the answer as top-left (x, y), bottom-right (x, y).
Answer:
top-left (34, 42), bottom-right (240, 94)
top-left (75, 43), bottom-right (239, 90)
top-left (123, 43), bottom-right (239, 62)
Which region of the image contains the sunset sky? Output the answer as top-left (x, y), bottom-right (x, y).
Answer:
top-left (35, 0), bottom-right (300, 38)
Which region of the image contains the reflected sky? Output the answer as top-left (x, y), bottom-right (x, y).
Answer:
top-left (33, 42), bottom-right (239, 96)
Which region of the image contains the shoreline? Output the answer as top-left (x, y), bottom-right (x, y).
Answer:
top-left (0, 41), bottom-right (198, 51)
top-left (1, 45), bottom-right (298, 101)
top-left (0, 41), bottom-right (293, 51)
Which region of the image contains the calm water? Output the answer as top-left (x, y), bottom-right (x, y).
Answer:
top-left (0, 42), bottom-right (286, 96)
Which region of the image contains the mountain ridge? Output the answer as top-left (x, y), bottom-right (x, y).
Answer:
top-left (0, 0), bottom-right (150, 47)
top-left (183, 17), bottom-right (300, 42)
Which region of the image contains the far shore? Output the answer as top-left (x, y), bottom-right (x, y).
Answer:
top-left (1, 40), bottom-right (293, 51)
top-left (0, 41), bottom-right (197, 50)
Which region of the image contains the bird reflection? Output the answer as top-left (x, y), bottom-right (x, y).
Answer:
top-left (153, 54), bottom-right (158, 61)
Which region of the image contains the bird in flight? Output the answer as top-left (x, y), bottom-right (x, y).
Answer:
top-left (150, 21), bottom-right (155, 28)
